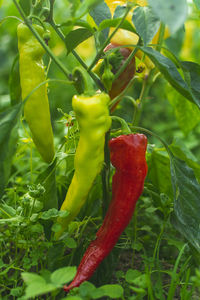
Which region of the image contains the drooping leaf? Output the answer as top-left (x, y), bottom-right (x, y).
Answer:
top-left (132, 6), bottom-right (160, 45)
top-left (65, 28), bottom-right (94, 54)
top-left (0, 103), bottom-right (22, 199)
top-left (170, 156), bottom-right (200, 252)
top-left (148, 0), bottom-right (188, 34)
top-left (139, 47), bottom-right (200, 108)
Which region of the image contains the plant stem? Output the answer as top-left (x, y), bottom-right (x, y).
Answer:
top-left (132, 70), bottom-right (154, 126)
top-left (13, 0), bottom-right (71, 80)
top-left (102, 131), bottom-right (111, 218)
top-left (88, 5), bottom-right (134, 71)
top-left (113, 42), bottom-right (139, 82)
top-left (49, 21), bottom-right (104, 91)
top-left (167, 244), bottom-right (188, 300)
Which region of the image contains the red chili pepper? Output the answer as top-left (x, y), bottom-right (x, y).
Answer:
top-left (64, 134), bottom-right (148, 292)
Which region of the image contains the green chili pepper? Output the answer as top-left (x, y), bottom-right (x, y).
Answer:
top-left (55, 93), bottom-right (111, 239)
top-left (17, 23), bottom-right (55, 163)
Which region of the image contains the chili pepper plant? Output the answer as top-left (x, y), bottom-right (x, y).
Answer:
top-left (0, 1), bottom-right (200, 299)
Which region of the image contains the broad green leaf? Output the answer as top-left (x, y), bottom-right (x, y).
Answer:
top-left (132, 6), bottom-right (160, 45)
top-left (147, 150), bottom-right (173, 198)
top-left (170, 156), bottom-right (200, 252)
top-left (0, 103), bottom-right (22, 199)
top-left (167, 89), bottom-right (200, 135)
top-left (125, 269), bottom-right (141, 284)
top-left (181, 61), bottom-right (200, 105)
top-left (148, 0), bottom-right (188, 34)
top-left (22, 272), bottom-right (44, 284)
top-left (92, 284), bottom-right (123, 299)
top-left (36, 159), bottom-right (58, 210)
top-left (89, 1), bottom-right (111, 39)
top-left (193, 0), bottom-right (200, 10)
top-left (25, 282), bottom-right (56, 298)
top-left (64, 237), bottom-right (77, 249)
top-left (89, 1), bottom-right (111, 26)
top-left (51, 266), bottom-right (76, 286)
top-left (22, 272), bottom-right (56, 298)
top-left (170, 139), bottom-right (200, 181)
top-left (79, 281), bottom-right (96, 297)
top-left (139, 47), bottom-right (200, 108)
top-left (76, 0), bottom-right (103, 19)
top-left (65, 28), bottom-right (93, 54)
top-left (113, 4), bottom-right (127, 19)
top-left (40, 208), bottom-right (59, 220)
top-left (99, 19), bottom-right (136, 34)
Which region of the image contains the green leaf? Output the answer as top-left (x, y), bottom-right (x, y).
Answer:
top-left (90, 1), bottom-right (111, 26)
top-left (139, 47), bottom-right (200, 108)
top-left (0, 103), bottom-right (22, 198)
top-left (167, 89), bottom-right (200, 135)
top-left (89, 1), bottom-right (111, 39)
top-left (132, 7), bottom-right (160, 45)
top-left (61, 297), bottom-right (82, 300)
top-left (79, 281), bottom-right (96, 297)
top-left (170, 156), bottom-right (200, 252)
top-left (148, 0), bottom-right (188, 34)
top-left (76, 0), bottom-right (103, 19)
top-left (22, 272), bottom-right (57, 298)
top-left (65, 28), bottom-right (93, 54)
top-left (181, 61), bottom-right (200, 106)
top-left (147, 150), bottom-right (173, 198)
top-left (22, 272), bottom-right (45, 284)
top-left (36, 159), bottom-right (58, 210)
top-left (19, 0), bottom-right (31, 15)
top-left (40, 208), bottom-right (59, 220)
top-left (169, 139), bottom-right (200, 181)
top-left (51, 266), bottom-right (76, 286)
top-left (92, 284), bottom-right (123, 299)
top-left (25, 282), bottom-right (56, 298)
top-left (125, 269), bottom-right (141, 284)
top-left (9, 55), bottom-right (21, 106)
top-left (63, 237), bottom-right (77, 249)
top-left (99, 19), bottom-right (136, 34)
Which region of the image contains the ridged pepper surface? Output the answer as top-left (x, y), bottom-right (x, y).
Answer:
top-left (17, 23), bottom-right (55, 163)
top-left (55, 93), bottom-right (111, 239)
top-left (64, 133), bottom-right (148, 291)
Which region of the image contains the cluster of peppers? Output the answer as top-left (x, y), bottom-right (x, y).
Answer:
top-left (17, 0), bottom-right (151, 292)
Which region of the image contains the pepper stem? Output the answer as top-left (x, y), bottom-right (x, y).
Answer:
top-left (111, 116), bottom-right (131, 135)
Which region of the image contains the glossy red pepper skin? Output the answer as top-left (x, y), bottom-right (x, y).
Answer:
top-left (64, 134), bottom-right (148, 292)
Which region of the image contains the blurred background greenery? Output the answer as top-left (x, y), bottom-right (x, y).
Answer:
top-left (0, 0), bottom-right (200, 159)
